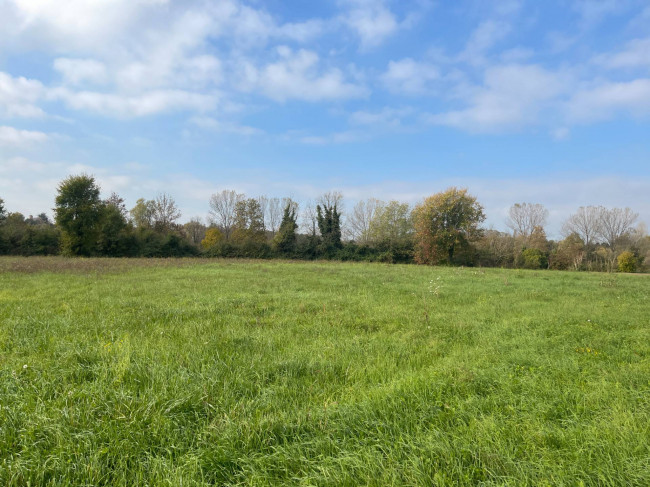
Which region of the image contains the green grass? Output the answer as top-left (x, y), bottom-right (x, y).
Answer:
top-left (0, 257), bottom-right (648, 486)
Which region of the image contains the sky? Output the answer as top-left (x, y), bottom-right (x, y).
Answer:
top-left (1, 0), bottom-right (649, 237)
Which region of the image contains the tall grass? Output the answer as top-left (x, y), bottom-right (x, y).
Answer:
top-left (0, 258), bottom-right (648, 485)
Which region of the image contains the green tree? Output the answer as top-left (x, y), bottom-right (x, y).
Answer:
top-left (96, 198), bottom-right (131, 256)
top-left (54, 174), bottom-right (103, 256)
top-left (273, 202), bottom-right (298, 254)
top-left (368, 200), bottom-right (413, 248)
top-left (231, 198), bottom-right (265, 244)
top-left (317, 201), bottom-right (342, 250)
top-left (130, 198), bottom-right (156, 229)
top-left (412, 187), bottom-right (485, 265)
top-left (0, 198), bottom-right (6, 222)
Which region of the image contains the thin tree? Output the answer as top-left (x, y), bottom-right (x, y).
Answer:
top-left (209, 190), bottom-right (244, 241)
top-left (153, 193), bottom-right (181, 232)
top-left (347, 198), bottom-right (383, 244)
top-left (506, 203), bottom-right (548, 239)
top-left (562, 206), bottom-right (604, 248)
top-left (266, 197), bottom-right (284, 236)
top-left (598, 207), bottom-right (638, 248)
top-left (130, 198), bottom-right (156, 228)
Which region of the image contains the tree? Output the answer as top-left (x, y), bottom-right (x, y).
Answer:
top-left (317, 196), bottom-right (342, 250)
top-left (97, 201), bottom-right (130, 256)
top-left (562, 206), bottom-right (603, 248)
top-left (506, 203), bottom-right (548, 240)
top-left (0, 198), bottom-right (6, 222)
top-left (152, 193), bottom-right (181, 232)
top-left (106, 192), bottom-right (128, 218)
top-left (550, 233), bottom-right (585, 270)
top-left (347, 198), bottom-right (382, 244)
top-left (598, 207), bottom-right (638, 248)
top-left (184, 218), bottom-right (206, 245)
top-left (368, 201), bottom-right (413, 249)
top-left (273, 201), bottom-right (298, 254)
top-left (301, 200), bottom-right (319, 236)
top-left (265, 197), bottom-right (284, 236)
top-left (231, 198), bottom-right (265, 244)
top-left (130, 198), bottom-right (156, 229)
top-left (617, 251), bottom-right (637, 273)
top-left (209, 190), bottom-right (244, 241)
top-left (475, 229), bottom-right (515, 267)
top-left (54, 174), bottom-right (103, 256)
top-left (412, 187), bottom-right (485, 265)
top-left (201, 227), bottom-right (224, 250)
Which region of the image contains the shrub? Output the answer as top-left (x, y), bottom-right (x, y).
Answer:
top-left (519, 248), bottom-right (547, 269)
top-left (617, 251), bottom-right (637, 273)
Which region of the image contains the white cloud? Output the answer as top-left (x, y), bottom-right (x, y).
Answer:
top-left (0, 72), bottom-right (46, 118)
top-left (297, 130), bottom-right (366, 145)
top-left (573, 0), bottom-right (625, 27)
top-left (51, 88), bottom-right (218, 118)
top-left (594, 37), bottom-right (650, 70)
top-left (551, 127), bottom-right (570, 140)
top-left (381, 59), bottom-right (439, 95)
top-left (0, 126), bottom-right (49, 147)
top-left (189, 116), bottom-right (263, 136)
top-left (236, 47), bottom-right (367, 102)
top-left (1, 0), bottom-right (162, 52)
top-left (54, 58), bottom-right (108, 85)
top-left (459, 20), bottom-right (511, 65)
top-left (427, 64), bottom-right (570, 132)
top-left (349, 107), bottom-right (414, 127)
top-left (568, 78), bottom-right (650, 122)
top-left (342, 0), bottom-right (399, 49)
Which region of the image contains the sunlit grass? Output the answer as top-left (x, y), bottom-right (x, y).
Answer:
top-left (0, 258), bottom-right (648, 485)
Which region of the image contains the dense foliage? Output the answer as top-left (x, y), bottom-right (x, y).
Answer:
top-left (0, 176), bottom-right (647, 271)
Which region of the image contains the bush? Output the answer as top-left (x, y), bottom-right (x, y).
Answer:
top-left (617, 251), bottom-right (637, 273)
top-left (518, 248), bottom-right (548, 269)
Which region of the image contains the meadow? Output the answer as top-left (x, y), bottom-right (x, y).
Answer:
top-left (0, 257), bottom-right (648, 486)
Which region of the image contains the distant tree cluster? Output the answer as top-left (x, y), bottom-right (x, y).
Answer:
top-left (0, 174), bottom-right (647, 272)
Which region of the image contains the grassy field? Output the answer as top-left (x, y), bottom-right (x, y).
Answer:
top-left (0, 257), bottom-right (648, 486)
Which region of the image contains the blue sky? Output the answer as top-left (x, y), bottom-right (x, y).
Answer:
top-left (1, 0), bottom-right (649, 237)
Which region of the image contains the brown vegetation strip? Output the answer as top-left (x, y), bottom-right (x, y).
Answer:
top-left (0, 256), bottom-right (219, 274)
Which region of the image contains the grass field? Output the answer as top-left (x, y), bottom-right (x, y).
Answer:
top-left (0, 257), bottom-right (648, 486)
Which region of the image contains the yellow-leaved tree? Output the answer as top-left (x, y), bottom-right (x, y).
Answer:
top-left (412, 187), bottom-right (485, 265)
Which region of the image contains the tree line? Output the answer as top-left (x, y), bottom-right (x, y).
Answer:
top-left (0, 174), bottom-right (647, 272)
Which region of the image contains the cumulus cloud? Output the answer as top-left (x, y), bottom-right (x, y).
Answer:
top-left (594, 37), bottom-right (650, 70)
top-left (0, 72), bottom-right (46, 118)
top-left (341, 0), bottom-right (399, 49)
top-left (236, 47), bottom-right (367, 102)
top-left (54, 58), bottom-right (108, 85)
top-left (426, 64), bottom-right (570, 132)
top-left (568, 78), bottom-right (650, 122)
top-left (381, 59), bottom-right (439, 95)
top-left (50, 88), bottom-right (218, 118)
top-left (0, 126), bottom-right (50, 147)
top-left (459, 20), bottom-right (512, 65)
